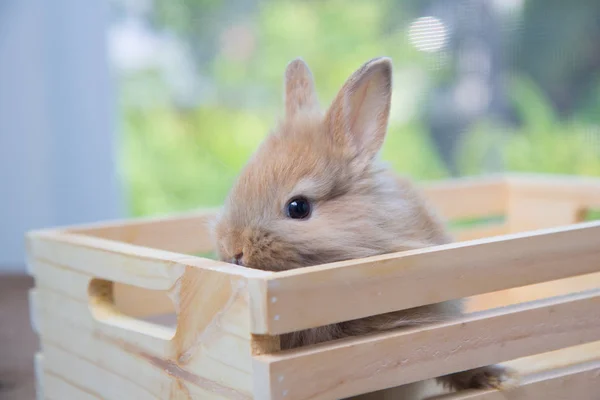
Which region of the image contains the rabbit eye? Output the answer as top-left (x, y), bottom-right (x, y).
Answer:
top-left (286, 197), bottom-right (311, 219)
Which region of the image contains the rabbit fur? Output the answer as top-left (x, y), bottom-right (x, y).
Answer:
top-left (212, 57), bottom-right (518, 399)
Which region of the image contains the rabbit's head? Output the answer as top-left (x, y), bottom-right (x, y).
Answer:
top-left (213, 57), bottom-right (450, 271)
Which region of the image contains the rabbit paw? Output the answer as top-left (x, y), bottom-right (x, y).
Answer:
top-left (437, 364), bottom-right (520, 391)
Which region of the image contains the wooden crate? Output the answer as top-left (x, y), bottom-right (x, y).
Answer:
top-left (26, 173), bottom-right (600, 399)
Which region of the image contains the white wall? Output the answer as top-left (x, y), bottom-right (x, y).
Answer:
top-left (0, 0), bottom-right (123, 272)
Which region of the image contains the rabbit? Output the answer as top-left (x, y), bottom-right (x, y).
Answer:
top-left (211, 57), bottom-right (518, 399)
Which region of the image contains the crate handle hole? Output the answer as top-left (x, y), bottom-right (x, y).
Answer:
top-left (88, 279), bottom-right (176, 340)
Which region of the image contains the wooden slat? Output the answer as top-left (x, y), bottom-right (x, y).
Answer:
top-left (420, 175), bottom-right (508, 220)
top-left (27, 231), bottom-right (267, 287)
top-left (249, 221), bottom-right (600, 335)
top-left (43, 344), bottom-right (173, 400)
top-left (29, 229), bottom-right (271, 398)
top-left (32, 266), bottom-right (260, 396)
top-left (506, 173), bottom-right (600, 208)
top-left (252, 289), bottom-right (600, 400)
top-left (30, 261), bottom-right (174, 336)
top-left (35, 287), bottom-right (173, 356)
top-left (66, 208), bottom-right (220, 255)
top-left (427, 341), bottom-right (600, 399)
top-left (37, 306), bottom-right (251, 399)
top-left (452, 223), bottom-right (509, 242)
top-left (27, 231), bottom-right (187, 290)
top-left (27, 229), bottom-right (269, 319)
top-left (507, 197), bottom-right (584, 233)
top-left (502, 340), bottom-right (600, 376)
top-left (112, 283), bottom-right (176, 318)
top-left (506, 173), bottom-right (600, 233)
top-left (30, 256), bottom-right (175, 318)
top-left (466, 272), bottom-right (600, 313)
top-left (44, 371), bottom-right (102, 400)
top-left (429, 362), bottom-right (600, 400)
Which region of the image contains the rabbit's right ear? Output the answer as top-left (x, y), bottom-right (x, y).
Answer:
top-left (284, 58), bottom-right (319, 118)
top-left (325, 57), bottom-right (392, 168)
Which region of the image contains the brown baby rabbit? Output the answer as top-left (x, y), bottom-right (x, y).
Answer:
top-left (212, 57), bottom-right (517, 399)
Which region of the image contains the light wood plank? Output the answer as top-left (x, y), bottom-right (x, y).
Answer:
top-left (506, 173), bottom-right (600, 209)
top-left (27, 229), bottom-right (270, 324)
top-left (66, 207), bottom-right (220, 255)
top-left (112, 282), bottom-right (176, 318)
top-left (506, 173), bottom-right (600, 233)
top-left (29, 259), bottom-right (93, 300)
top-left (43, 344), bottom-right (174, 400)
top-left (428, 360), bottom-right (600, 400)
top-left (249, 221), bottom-right (600, 335)
top-left (37, 306), bottom-right (251, 399)
top-left (35, 287), bottom-right (173, 355)
top-left (426, 341), bottom-right (600, 399)
top-left (27, 231), bottom-right (187, 290)
top-left (33, 272), bottom-right (258, 397)
top-left (44, 371), bottom-right (102, 400)
top-left (253, 289), bottom-right (600, 400)
top-left (507, 196), bottom-right (584, 233)
top-left (452, 223), bottom-right (509, 242)
top-left (171, 265), bottom-right (261, 388)
top-left (31, 253), bottom-right (263, 397)
top-left (30, 260), bottom-right (177, 344)
top-left (27, 230), bottom-right (267, 281)
top-left (420, 175), bottom-right (508, 220)
top-left (30, 257), bottom-right (175, 319)
top-left (501, 341), bottom-right (600, 376)
top-left (466, 272), bottom-right (600, 313)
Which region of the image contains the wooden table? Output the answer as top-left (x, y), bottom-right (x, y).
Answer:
top-left (0, 274), bottom-right (39, 400)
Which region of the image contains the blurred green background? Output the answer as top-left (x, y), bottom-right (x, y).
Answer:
top-left (108, 0), bottom-right (600, 217)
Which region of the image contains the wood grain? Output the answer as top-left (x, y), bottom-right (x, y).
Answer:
top-left (253, 289), bottom-right (600, 400)
top-left (420, 175), bottom-right (508, 220)
top-left (429, 360), bottom-right (600, 399)
top-left (425, 341), bottom-right (600, 399)
top-left (452, 223), bottom-right (509, 242)
top-left (25, 172), bottom-right (600, 400)
top-left (26, 230), bottom-right (272, 399)
top-left (506, 173), bottom-right (600, 233)
top-left (66, 208), bottom-right (220, 255)
top-left (249, 220), bottom-right (600, 335)
top-left (506, 173), bottom-right (600, 209)
top-left (27, 231), bottom-right (187, 290)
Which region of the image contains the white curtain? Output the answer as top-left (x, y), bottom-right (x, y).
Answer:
top-left (0, 0), bottom-right (122, 271)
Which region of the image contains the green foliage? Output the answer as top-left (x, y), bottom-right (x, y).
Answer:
top-left (584, 209), bottom-right (600, 221)
top-left (381, 120), bottom-right (449, 180)
top-left (457, 75), bottom-right (600, 177)
top-left (210, 0), bottom-right (436, 108)
top-left (120, 0), bottom-right (448, 217)
top-left (120, 0), bottom-right (600, 218)
top-left (121, 106), bottom-right (271, 215)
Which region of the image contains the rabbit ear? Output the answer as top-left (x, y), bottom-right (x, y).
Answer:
top-left (325, 57), bottom-right (392, 166)
top-left (284, 58), bottom-right (319, 118)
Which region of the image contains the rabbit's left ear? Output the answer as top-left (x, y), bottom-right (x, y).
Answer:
top-left (284, 58), bottom-right (319, 118)
top-left (325, 57), bottom-right (392, 166)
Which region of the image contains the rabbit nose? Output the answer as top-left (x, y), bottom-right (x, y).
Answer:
top-left (233, 252), bottom-right (244, 266)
